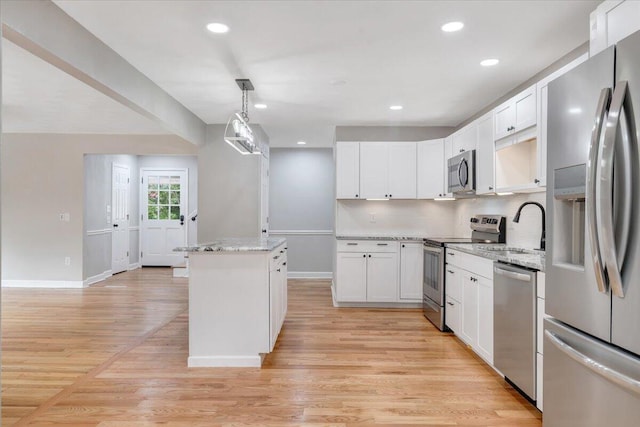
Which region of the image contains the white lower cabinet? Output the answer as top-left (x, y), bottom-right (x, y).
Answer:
top-left (446, 249), bottom-right (494, 365)
top-left (367, 252), bottom-right (399, 302)
top-left (460, 271), bottom-right (479, 346)
top-left (269, 249), bottom-right (288, 351)
top-left (336, 252), bottom-right (368, 302)
top-left (476, 276), bottom-right (494, 364)
top-left (336, 240), bottom-right (403, 304)
top-left (399, 242), bottom-right (423, 300)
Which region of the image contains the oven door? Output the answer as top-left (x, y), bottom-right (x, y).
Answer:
top-left (423, 245), bottom-right (444, 305)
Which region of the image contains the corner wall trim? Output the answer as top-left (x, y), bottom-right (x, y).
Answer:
top-left (128, 262), bottom-right (141, 271)
top-left (287, 272), bottom-right (333, 280)
top-left (84, 270), bottom-right (113, 287)
top-left (2, 280), bottom-right (86, 288)
top-left (269, 230), bottom-right (334, 236)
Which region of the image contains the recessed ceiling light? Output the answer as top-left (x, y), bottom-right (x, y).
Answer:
top-left (254, 103), bottom-right (267, 109)
top-left (206, 23), bottom-right (229, 34)
top-left (297, 141), bottom-right (307, 145)
top-left (390, 105), bottom-right (403, 110)
top-left (330, 79), bottom-right (347, 86)
top-left (480, 58), bottom-right (500, 67)
top-left (441, 21), bottom-right (464, 32)
top-left (569, 107), bottom-right (582, 114)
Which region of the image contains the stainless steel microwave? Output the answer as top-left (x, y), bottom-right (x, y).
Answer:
top-left (447, 150), bottom-right (476, 194)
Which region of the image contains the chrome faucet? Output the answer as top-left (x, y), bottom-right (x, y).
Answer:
top-left (513, 201), bottom-right (546, 251)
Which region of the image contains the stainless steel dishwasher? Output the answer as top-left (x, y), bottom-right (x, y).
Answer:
top-left (493, 261), bottom-right (537, 402)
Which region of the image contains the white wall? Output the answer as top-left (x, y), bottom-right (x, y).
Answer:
top-left (336, 200), bottom-right (456, 237)
top-left (269, 148), bottom-right (334, 277)
top-left (1, 133), bottom-right (196, 287)
top-left (453, 192), bottom-right (546, 249)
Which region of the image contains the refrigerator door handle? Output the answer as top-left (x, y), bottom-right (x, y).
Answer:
top-left (587, 88), bottom-right (612, 294)
top-left (546, 330), bottom-right (640, 396)
top-left (600, 81), bottom-right (631, 298)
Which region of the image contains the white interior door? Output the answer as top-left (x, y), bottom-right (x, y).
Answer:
top-left (141, 169), bottom-right (188, 266)
top-left (112, 164), bottom-right (130, 274)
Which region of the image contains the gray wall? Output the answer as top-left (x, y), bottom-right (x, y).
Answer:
top-left (1, 133), bottom-right (196, 285)
top-left (335, 126), bottom-right (454, 142)
top-left (84, 154), bottom-right (139, 280)
top-left (269, 148), bottom-right (334, 277)
top-left (198, 124), bottom-right (266, 241)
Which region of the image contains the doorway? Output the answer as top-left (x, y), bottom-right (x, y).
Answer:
top-left (140, 168), bottom-right (188, 266)
top-left (111, 163), bottom-right (131, 274)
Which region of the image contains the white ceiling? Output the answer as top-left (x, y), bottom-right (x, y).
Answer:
top-left (2, 39), bottom-right (168, 135)
top-left (8, 1), bottom-right (599, 147)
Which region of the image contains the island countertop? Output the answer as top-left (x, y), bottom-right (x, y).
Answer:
top-left (175, 237), bottom-right (286, 253)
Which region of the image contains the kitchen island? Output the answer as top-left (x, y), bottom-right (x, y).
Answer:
top-left (177, 237), bottom-right (287, 367)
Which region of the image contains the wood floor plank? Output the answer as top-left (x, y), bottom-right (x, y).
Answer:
top-left (2, 270), bottom-right (541, 426)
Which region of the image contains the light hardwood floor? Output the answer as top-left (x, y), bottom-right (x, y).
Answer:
top-left (2, 268), bottom-right (542, 426)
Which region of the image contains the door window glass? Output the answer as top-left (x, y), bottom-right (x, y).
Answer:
top-left (147, 175), bottom-right (181, 220)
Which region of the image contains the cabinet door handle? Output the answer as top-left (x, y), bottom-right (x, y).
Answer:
top-left (355, 194), bottom-right (359, 198)
top-left (376, 243), bottom-right (388, 246)
top-left (447, 302), bottom-right (454, 306)
top-left (459, 149), bottom-right (464, 153)
top-left (282, 262), bottom-right (287, 266)
top-left (534, 178), bottom-right (540, 184)
top-left (489, 186), bottom-right (494, 190)
top-left (280, 250), bottom-right (284, 253)
top-left (447, 252), bottom-right (455, 256)
top-left (273, 255), bottom-right (279, 260)
top-left (447, 270), bottom-right (455, 274)
top-left (368, 254), bottom-right (372, 258)
top-left (363, 254), bottom-right (366, 258)
top-left (347, 243), bottom-right (358, 246)
top-left (385, 194), bottom-right (388, 197)
top-left (402, 244), bottom-right (405, 248)
top-left (277, 268), bottom-right (281, 272)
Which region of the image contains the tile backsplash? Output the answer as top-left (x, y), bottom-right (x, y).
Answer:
top-left (335, 191), bottom-right (546, 249)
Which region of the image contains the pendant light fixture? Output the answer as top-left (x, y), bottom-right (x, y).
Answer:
top-left (224, 79), bottom-right (261, 155)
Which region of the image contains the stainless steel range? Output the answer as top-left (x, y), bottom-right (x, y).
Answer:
top-left (422, 215), bottom-right (506, 330)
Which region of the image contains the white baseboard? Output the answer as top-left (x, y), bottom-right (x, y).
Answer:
top-left (287, 271), bottom-right (333, 280)
top-left (84, 270), bottom-right (113, 287)
top-left (128, 262), bottom-right (141, 271)
top-left (173, 267), bottom-right (189, 278)
top-left (2, 279), bottom-right (86, 289)
top-left (188, 355), bottom-right (262, 368)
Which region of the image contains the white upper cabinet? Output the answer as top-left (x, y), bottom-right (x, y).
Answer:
top-left (476, 112), bottom-right (495, 195)
top-left (388, 142), bottom-right (417, 199)
top-left (417, 139), bottom-right (445, 199)
top-left (494, 84), bottom-right (537, 141)
top-left (336, 142), bottom-right (360, 199)
top-left (360, 142), bottom-right (416, 199)
top-left (590, 0), bottom-right (640, 56)
top-left (452, 124), bottom-right (477, 154)
top-left (442, 137), bottom-right (454, 198)
top-left (359, 142), bottom-right (389, 198)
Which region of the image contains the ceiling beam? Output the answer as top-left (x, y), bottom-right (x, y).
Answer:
top-left (1, 0), bottom-right (206, 146)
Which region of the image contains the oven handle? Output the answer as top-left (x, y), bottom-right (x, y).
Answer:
top-left (423, 246), bottom-right (443, 255)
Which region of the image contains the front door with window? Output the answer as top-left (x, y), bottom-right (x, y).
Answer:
top-left (141, 169), bottom-right (188, 266)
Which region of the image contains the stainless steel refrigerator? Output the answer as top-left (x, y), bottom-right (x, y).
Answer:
top-left (545, 29), bottom-right (640, 425)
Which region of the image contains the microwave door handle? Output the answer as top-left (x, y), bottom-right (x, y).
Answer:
top-left (457, 158), bottom-right (467, 188)
top-left (600, 81), bottom-right (630, 298)
top-left (587, 88), bottom-right (611, 294)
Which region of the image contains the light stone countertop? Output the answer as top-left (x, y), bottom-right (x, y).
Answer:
top-left (175, 237), bottom-right (286, 253)
top-left (336, 235), bottom-right (426, 242)
top-left (446, 243), bottom-right (545, 272)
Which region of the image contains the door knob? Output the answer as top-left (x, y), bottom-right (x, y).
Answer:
top-left (180, 214), bottom-right (185, 225)
top-left (113, 224), bottom-right (118, 228)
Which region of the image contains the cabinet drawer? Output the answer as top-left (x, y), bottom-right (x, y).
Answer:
top-left (445, 266), bottom-right (462, 301)
top-left (337, 240), bottom-right (399, 253)
top-left (270, 245), bottom-right (287, 270)
top-left (445, 296), bottom-right (461, 334)
top-left (445, 249), bottom-right (493, 279)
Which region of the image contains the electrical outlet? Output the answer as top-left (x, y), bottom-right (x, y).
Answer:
top-left (64, 257), bottom-right (71, 266)
top-left (64, 213), bottom-right (70, 222)
top-left (369, 213), bottom-right (376, 223)
top-left (59, 213), bottom-right (65, 221)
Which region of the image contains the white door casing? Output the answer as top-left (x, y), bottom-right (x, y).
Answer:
top-left (112, 163), bottom-right (130, 274)
top-left (140, 168), bottom-right (188, 266)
